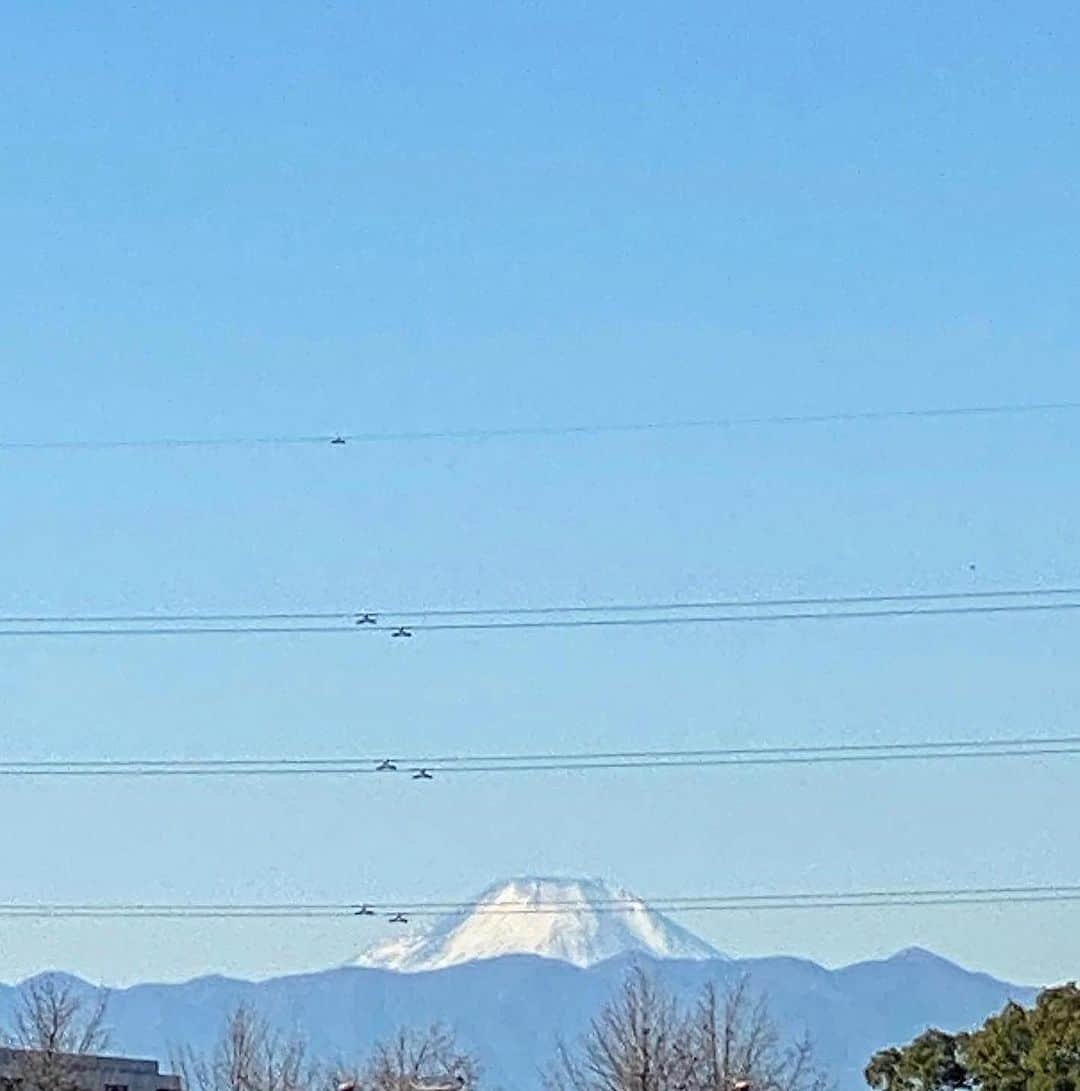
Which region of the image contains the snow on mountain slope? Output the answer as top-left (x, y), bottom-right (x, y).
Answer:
top-left (351, 877), bottom-right (724, 971)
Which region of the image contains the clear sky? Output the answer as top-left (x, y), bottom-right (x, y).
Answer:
top-left (2, 1), bottom-right (1080, 988)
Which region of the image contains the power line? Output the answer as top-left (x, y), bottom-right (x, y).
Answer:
top-left (350, 883), bottom-right (1080, 912)
top-left (3, 883), bottom-right (1080, 919)
top-left (0, 733), bottom-right (1076, 778)
top-left (2, 598), bottom-right (1080, 637)
top-left (2, 399), bottom-right (1079, 453)
top-left (3, 584), bottom-right (1080, 626)
top-left (367, 600), bottom-right (1080, 632)
top-left (19, 732), bottom-right (1074, 767)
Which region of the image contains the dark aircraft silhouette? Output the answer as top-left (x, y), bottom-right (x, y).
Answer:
top-left (376, 759), bottom-right (398, 772)
top-left (353, 904), bottom-right (375, 917)
top-left (412, 768), bottom-right (433, 781)
top-left (355, 613), bottom-right (377, 625)
top-left (391, 627), bottom-right (413, 638)
top-left (330, 436), bottom-right (347, 446)
top-left (389, 912), bottom-right (408, 924)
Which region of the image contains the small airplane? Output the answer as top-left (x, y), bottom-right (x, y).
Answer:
top-left (391, 626), bottom-right (413, 638)
top-left (412, 768), bottom-right (434, 781)
top-left (330, 436), bottom-right (347, 446)
top-left (376, 759), bottom-right (398, 772)
top-left (353, 904), bottom-right (375, 917)
top-left (389, 912), bottom-right (408, 924)
top-left (354, 613), bottom-right (378, 625)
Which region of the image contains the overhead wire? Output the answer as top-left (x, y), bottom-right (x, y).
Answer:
top-left (2, 399), bottom-right (1080, 453)
top-left (1, 733), bottom-right (1077, 778)
top-left (2, 597), bottom-right (1080, 637)
top-left (3, 583), bottom-right (1080, 627)
top-left (4, 883), bottom-right (1080, 919)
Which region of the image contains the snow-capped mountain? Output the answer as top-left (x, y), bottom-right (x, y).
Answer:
top-left (352, 877), bottom-right (725, 971)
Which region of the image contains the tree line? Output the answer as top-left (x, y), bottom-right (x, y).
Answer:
top-left (0, 969), bottom-right (826, 1091)
top-left (14, 970), bottom-right (1080, 1091)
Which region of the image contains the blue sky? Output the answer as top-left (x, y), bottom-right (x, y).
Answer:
top-left (2, 0), bottom-right (1080, 986)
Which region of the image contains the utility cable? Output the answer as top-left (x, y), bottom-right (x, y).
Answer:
top-left (3, 399), bottom-right (1079, 453)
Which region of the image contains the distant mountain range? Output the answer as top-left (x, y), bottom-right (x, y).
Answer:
top-left (0, 878), bottom-right (1039, 1091)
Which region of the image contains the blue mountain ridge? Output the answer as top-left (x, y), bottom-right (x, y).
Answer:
top-left (0, 950), bottom-right (1037, 1091)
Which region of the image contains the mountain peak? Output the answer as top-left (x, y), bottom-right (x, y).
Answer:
top-left (351, 876), bottom-right (725, 972)
top-left (894, 946), bottom-right (937, 960)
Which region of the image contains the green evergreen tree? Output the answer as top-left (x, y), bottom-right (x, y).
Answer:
top-left (866, 985), bottom-right (1080, 1091)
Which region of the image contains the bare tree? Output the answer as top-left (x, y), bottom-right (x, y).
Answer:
top-left (172, 1003), bottom-right (315, 1091)
top-left (686, 980), bottom-right (826, 1091)
top-left (5, 976), bottom-right (110, 1091)
top-left (332, 1025), bottom-right (479, 1091)
top-left (548, 970), bottom-right (828, 1091)
top-left (549, 967), bottom-right (693, 1091)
